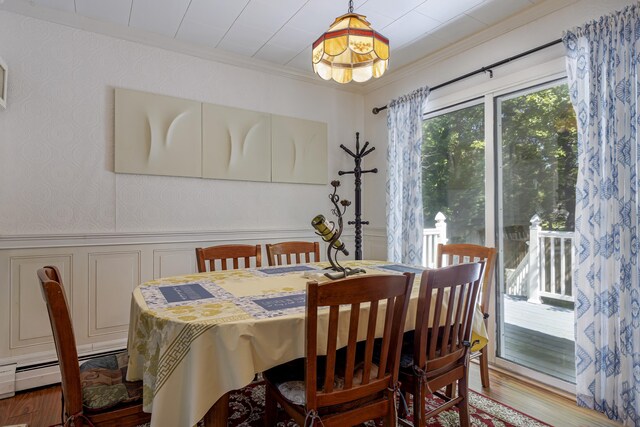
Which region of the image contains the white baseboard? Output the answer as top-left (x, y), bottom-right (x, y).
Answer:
top-left (0, 364), bottom-right (16, 399)
top-left (15, 365), bottom-right (61, 392)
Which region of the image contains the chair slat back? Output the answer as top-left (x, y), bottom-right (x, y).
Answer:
top-left (266, 241), bottom-right (320, 266)
top-left (437, 243), bottom-right (497, 322)
top-left (196, 244), bottom-right (262, 272)
top-left (37, 266), bottom-right (83, 419)
top-left (414, 263), bottom-right (483, 377)
top-left (305, 273), bottom-right (414, 411)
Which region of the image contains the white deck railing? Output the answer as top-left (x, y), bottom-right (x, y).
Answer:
top-left (423, 213), bottom-right (575, 304)
top-left (527, 215), bottom-right (574, 303)
top-left (505, 251), bottom-right (529, 296)
top-left (422, 212), bottom-right (447, 268)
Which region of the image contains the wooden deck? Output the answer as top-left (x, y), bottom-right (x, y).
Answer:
top-left (501, 295), bottom-right (576, 383)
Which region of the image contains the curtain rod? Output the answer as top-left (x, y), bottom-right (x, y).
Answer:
top-left (371, 38), bottom-right (563, 115)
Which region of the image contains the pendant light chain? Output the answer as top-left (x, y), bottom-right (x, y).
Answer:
top-left (348, 0), bottom-right (354, 13)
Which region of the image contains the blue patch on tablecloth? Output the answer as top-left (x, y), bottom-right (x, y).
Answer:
top-left (159, 283), bottom-right (213, 303)
top-left (258, 265), bottom-right (317, 275)
top-left (252, 294), bottom-right (306, 311)
top-left (377, 264), bottom-right (426, 275)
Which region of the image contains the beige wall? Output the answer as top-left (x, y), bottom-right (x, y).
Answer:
top-left (0, 10), bottom-right (363, 235)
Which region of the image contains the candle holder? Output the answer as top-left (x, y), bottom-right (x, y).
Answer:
top-left (311, 180), bottom-right (365, 280)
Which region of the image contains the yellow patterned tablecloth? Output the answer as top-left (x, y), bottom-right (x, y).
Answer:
top-left (126, 260), bottom-right (487, 427)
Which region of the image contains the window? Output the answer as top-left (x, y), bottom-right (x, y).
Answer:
top-left (422, 101), bottom-right (485, 246)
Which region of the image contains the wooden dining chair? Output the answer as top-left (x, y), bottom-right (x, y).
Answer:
top-left (37, 266), bottom-right (150, 427)
top-left (263, 273), bottom-right (414, 427)
top-left (196, 244), bottom-right (262, 272)
top-left (437, 243), bottom-right (497, 388)
top-left (397, 262), bottom-right (483, 427)
top-left (266, 241), bottom-right (320, 266)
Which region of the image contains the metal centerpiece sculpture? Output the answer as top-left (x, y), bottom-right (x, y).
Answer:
top-left (311, 180), bottom-right (365, 279)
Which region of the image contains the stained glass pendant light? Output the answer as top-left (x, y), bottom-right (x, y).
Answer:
top-left (312, 0), bottom-right (389, 83)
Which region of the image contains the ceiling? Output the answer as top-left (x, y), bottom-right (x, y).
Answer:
top-left (2, 0), bottom-right (544, 79)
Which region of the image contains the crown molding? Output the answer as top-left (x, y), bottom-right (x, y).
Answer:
top-left (359, 0), bottom-right (579, 94)
top-left (0, 0), bottom-right (364, 95)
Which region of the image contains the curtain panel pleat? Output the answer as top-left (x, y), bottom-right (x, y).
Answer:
top-left (564, 4), bottom-right (640, 425)
top-left (385, 86), bottom-right (430, 265)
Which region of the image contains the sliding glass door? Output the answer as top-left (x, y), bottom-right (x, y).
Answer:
top-left (419, 75), bottom-right (578, 388)
top-left (495, 80), bottom-right (577, 382)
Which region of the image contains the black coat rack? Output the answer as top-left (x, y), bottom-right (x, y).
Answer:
top-left (338, 132), bottom-right (377, 260)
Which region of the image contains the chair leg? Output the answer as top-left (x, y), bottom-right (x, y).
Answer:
top-left (398, 391), bottom-right (410, 419)
top-left (204, 392), bottom-right (229, 427)
top-left (412, 381), bottom-right (426, 427)
top-left (264, 384), bottom-right (278, 426)
top-left (445, 383), bottom-right (456, 398)
top-left (479, 346), bottom-right (490, 388)
top-left (383, 390), bottom-right (397, 427)
top-left (457, 376), bottom-right (470, 427)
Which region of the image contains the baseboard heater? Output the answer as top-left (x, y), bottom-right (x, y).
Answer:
top-left (1, 348), bottom-right (126, 398)
top-left (17, 348), bottom-right (126, 372)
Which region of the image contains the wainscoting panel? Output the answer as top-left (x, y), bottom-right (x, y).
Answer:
top-left (88, 251), bottom-right (141, 337)
top-left (9, 255), bottom-right (72, 350)
top-left (0, 229), bottom-right (354, 392)
top-left (153, 248), bottom-right (197, 279)
top-left (363, 228), bottom-right (387, 261)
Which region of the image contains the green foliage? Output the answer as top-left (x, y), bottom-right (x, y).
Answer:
top-left (421, 84), bottom-right (578, 245)
top-left (422, 103), bottom-right (485, 244)
top-left (500, 85), bottom-right (577, 231)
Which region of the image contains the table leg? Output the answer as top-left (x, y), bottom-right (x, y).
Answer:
top-left (203, 392), bottom-right (229, 427)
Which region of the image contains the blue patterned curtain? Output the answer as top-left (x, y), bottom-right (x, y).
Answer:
top-left (564, 5), bottom-right (640, 425)
top-left (386, 86), bottom-right (430, 265)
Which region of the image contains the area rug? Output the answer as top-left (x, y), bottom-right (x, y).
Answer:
top-left (159, 381), bottom-right (549, 427)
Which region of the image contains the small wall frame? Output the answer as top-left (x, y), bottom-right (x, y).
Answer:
top-left (0, 56), bottom-right (7, 109)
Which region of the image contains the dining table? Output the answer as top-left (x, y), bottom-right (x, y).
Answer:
top-left (126, 259), bottom-right (488, 427)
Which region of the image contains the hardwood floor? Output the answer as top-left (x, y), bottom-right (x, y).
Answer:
top-left (467, 366), bottom-right (616, 427)
top-left (0, 365), bottom-right (616, 427)
top-left (0, 385), bottom-right (60, 427)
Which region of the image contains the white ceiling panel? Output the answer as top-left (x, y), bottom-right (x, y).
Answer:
top-left (253, 43), bottom-right (302, 65)
top-left (30, 0), bottom-right (75, 13)
top-left (390, 33), bottom-right (451, 70)
top-left (467, 0), bottom-right (533, 25)
top-left (382, 11), bottom-right (441, 49)
top-left (174, 21), bottom-right (228, 48)
top-left (287, 0), bottom-right (356, 34)
top-left (217, 23), bottom-right (274, 56)
top-left (259, 25), bottom-right (314, 53)
top-left (415, 0), bottom-right (485, 23)
top-left (355, 0), bottom-right (427, 21)
top-left (3, 0), bottom-right (546, 78)
top-left (232, 0), bottom-right (307, 31)
top-left (75, 0), bottom-right (131, 26)
top-left (429, 14), bottom-right (488, 43)
top-left (176, 0), bottom-right (250, 46)
top-left (355, 10), bottom-right (396, 30)
top-left (129, 0), bottom-right (191, 37)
